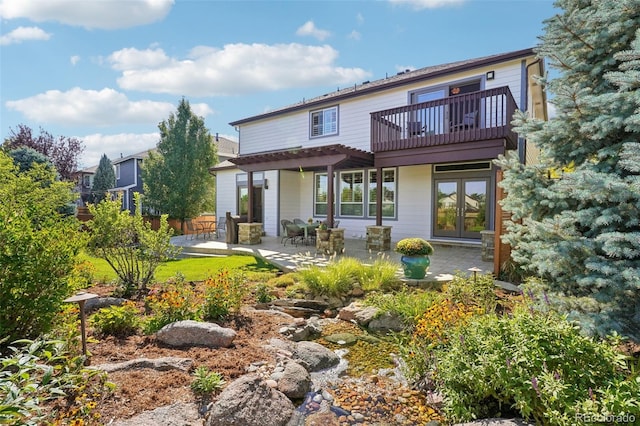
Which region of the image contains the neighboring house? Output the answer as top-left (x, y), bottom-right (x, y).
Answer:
top-left (213, 48), bottom-right (546, 244)
top-left (111, 150), bottom-right (151, 212)
top-left (74, 164), bottom-right (98, 206)
top-left (214, 133), bottom-right (239, 162)
top-left (108, 136), bottom-right (237, 212)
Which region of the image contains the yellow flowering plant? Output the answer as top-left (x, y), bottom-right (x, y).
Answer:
top-left (395, 238), bottom-right (434, 256)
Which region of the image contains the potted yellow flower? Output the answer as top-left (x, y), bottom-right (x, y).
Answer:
top-left (395, 237), bottom-right (434, 279)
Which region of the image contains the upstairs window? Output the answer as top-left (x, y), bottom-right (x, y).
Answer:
top-left (310, 106), bottom-right (338, 137)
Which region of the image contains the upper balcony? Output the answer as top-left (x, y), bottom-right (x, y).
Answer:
top-left (370, 86), bottom-right (518, 154)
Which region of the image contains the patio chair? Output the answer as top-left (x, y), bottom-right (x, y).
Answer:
top-left (283, 223), bottom-right (304, 247)
top-left (217, 216), bottom-right (226, 239)
top-left (185, 219), bottom-right (203, 240)
top-left (293, 218), bottom-right (306, 226)
top-left (280, 219), bottom-right (293, 243)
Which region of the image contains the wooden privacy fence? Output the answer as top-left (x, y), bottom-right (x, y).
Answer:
top-left (76, 207), bottom-right (191, 235)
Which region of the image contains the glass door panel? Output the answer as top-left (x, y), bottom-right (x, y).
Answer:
top-left (435, 180), bottom-right (459, 238)
top-left (462, 179), bottom-right (487, 239)
top-left (414, 89), bottom-right (446, 135)
top-left (434, 178), bottom-right (489, 239)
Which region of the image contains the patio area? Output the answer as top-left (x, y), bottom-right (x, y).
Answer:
top-left (171, 233), bottom-right (495, 283)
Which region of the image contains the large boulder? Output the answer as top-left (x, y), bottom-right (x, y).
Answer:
top-left (157, 320), bottom-right (236, 348)
top-left (112, 402), bottom-right (200, 426)
top-left (338, 302), bottom-right (379, 326)
top-left (367, 312), bottom-right (405, 333)
top-left (206, 374), bottom-right (295, 426)
top-left (293, 341), bottom-right (340, 372)
top-left (276, 361), bottom-right (311, 399)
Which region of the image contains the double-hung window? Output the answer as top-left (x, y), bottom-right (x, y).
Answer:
top-left (368, 169), bottom-right (396, 218)
top-left (314, 173), bottom-right (328, 215)
top-left (310, 106), bottom-right (338, 137)
top-left (340, 171), bottom-right (364, 216)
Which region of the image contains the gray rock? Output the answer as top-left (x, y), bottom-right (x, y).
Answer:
top-left (84, 296), bottom-right (126, 312)
top-left (338, 302), bottom-right (379, 326)
top-left (157, 320), bottom-right (236, 348)
top-left (368, 311), bottom-right (405, 333)
top-left (111, 402), bottom-right (201, 425)
top-left (93, 356), bottom-right (193, 373)
top-left (277, 361), bottom-right (311, 399)
top-left (205, 374), bottom-right (294, 426)
top-left (293, 341), bottom-right (340, 372)
top-left (268, 299), bottom-right (330, 317)
top-left (323, 333), bottom-right (358, 346)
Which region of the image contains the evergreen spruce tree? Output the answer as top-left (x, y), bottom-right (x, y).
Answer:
top-left (142, 98), bottom-right (217, 232)
top-left (496, 0), bottom-right (640, 338)
top-left (91, 154), bottom-right (116, 204)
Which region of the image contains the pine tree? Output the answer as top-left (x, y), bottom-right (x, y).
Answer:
top-left (142, 98), bottom-right (217, 231)
top-left (91, 154), bottom-right (116, 204)
top-left (496, 0), bottom-right (640, 338)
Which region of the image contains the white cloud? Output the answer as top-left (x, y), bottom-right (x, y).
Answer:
top-left (5, 87), bottom-right (213, 126)
top-left (80, 132), bottom-right (160, 168)
top-left (111, 43), bottom-right (371, 96)
top-left (0, 26), bottom-right (51, 45)
top-left (0, 0), bottom-right (174, 29)
top-left (108, 47), bottom-right (171, 71)
top-left (348, 30), bottom-right (361, 41)
top-left (356, 13), bottom-right (364, 25)
top-left (70, 55), bottom-right (80, 65)
top-left (388, 0), bottom-right (465, 10)
top-left (296, 21), bottom-right (331, 41)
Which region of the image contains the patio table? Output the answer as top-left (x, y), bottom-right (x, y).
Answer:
top-left (199, 220), bottom-right (217, 239)
top-left (300, 223), bottom-right (319, 243)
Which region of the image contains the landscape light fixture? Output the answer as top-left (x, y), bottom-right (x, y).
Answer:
top-left (63, 291), bottom-right (98, 364)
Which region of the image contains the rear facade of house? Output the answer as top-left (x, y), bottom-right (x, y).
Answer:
top-left (214, 48), bottom-right (546, 245)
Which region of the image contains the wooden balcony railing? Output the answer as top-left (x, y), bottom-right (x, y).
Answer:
top-left (370, 86), bottom-right (518, 152)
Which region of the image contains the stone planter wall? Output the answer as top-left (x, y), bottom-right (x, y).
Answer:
top-left (316, 228), bottom-right (344, 255)
top-left (238, 223), bottom-right (262, 245)
top-left (480, 230), bottom-right (494, 262)
top-left (365, 225), bottom-right (392, 251)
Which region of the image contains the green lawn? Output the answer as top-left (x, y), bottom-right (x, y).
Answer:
top-left (78, 252), bottom-right (281, 284)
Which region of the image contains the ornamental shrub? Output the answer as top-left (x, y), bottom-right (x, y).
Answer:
top-left (91, 302), bottom-right (140, 337)
top-left (0, 152), bottom-right (84, 344)
top-left (432, 305), bottom-right (640, 425)
top-left (143, 279), bottom-right (198, 334)
top-left (86, 193), bottom-right (180, 298)
top-left (200, 269), bottom-right (248, 320)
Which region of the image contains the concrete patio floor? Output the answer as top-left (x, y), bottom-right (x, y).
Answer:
top-left (171, 233), bottom-right (495, 283)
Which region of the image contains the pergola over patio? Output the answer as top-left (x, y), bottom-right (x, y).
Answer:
top-left (229, 143), bottom-right (390, 227)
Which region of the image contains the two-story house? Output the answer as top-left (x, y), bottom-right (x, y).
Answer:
top-left (216, 48), bottom-right (546, 245)
top-left (111, 150), bottom-right (150, 211)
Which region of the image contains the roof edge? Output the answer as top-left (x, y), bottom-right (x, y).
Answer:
top-left (230, 48), bottom-right (536, 126)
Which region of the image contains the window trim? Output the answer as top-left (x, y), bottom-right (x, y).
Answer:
top-left (309, 105), bottom-right (339, 138)
top-left (313, 167), bottom-right (398, 220)
top-left (339, 170), bottom-right (365, 217)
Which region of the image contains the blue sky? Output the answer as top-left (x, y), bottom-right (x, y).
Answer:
top-left (0, 0), bottom-right (558, 168)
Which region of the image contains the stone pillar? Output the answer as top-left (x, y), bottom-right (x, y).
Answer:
top-left (480, 230), bottom-right (495, 262)
top-left (366, 225), bottom-right (392, 251)
top-left (238, 223), bottom-right (262, 245)
top-left (316, 228), bottom-right (344, 255)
